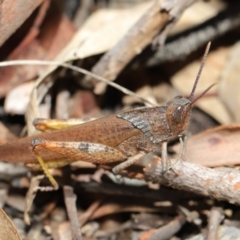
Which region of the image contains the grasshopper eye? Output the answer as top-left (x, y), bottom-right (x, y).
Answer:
top-left (173, 106), bottom-right (183, 123)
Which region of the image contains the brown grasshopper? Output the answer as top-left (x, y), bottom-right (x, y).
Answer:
top-left (0, 43), bottom-right (213, 189)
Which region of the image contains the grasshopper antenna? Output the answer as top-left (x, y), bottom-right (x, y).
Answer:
top-left (191, 82), bottom-right (216, 105)
top-left (189, 42), bottom-right (211, 102)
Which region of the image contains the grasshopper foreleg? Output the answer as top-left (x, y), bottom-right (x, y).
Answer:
top-left (161, 134), bottom-right (188, 173)
top-left (178, 134), bottom-right (187, 160)
top-left (161, 141), bottom-right (168, 172)
top-left (112, 151), bottom-right (145, 175)
top-left (173, 134), bottom-right (187, 169)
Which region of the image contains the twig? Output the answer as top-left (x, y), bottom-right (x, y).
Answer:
top-left (140, 214), bottom-right (186, 240)
top-left (153, 0), bottom-right (198, 48)
top-left (79, 200), bottom-right (101, 226)
top-left (89, 0), bottom-right (168, 94)
top-left (63, 186), bottom-right (82, 240)
top-left (73, 0), bottom-right (94, 28)
top-left (24, 175), bottom-right (44, 225)
top-left (207, 207), bottom-right (224, 240)
top-left (76, 182), bottom-right (198, 202)
top-left (89, 0), bottom-right (199, 94)
top-left (147, 2), bottom-right (240, 65)
top-left (144, 156), bottom-right (240, 204)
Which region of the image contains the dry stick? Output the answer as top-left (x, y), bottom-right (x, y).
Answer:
top-left (144, 157), bottom-right (240, 205)
top-left (153, 0), bottom-right (199, 48)
top-left (79, 200), bottom-right (101, 226)
top-left (207, 207), bottom-right (224, 240)
top-left (24, 175), bottom-right (45, 225)
top-left (73, 0), bottom-right (94, 28)
top-left (77, 182), bottom-right (197, 202)
top-left (148, 2), bottom-right (240, 65)
top-left (89, 0), bottom-right (168, 94)
top-left (90, 0), bottom-right (198, 95)
top-left (63, 186), bottom-right (82, 240)
top-left (140, 214), bottom-right (186, 240)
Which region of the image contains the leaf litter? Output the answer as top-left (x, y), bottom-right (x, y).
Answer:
top-left (0, 0), bottom-right (240, 239)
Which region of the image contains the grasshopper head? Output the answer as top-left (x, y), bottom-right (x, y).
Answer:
top-left (165, 42), bottom-right (213, 136)
top-left (166, 96), bottom-right (192, 135)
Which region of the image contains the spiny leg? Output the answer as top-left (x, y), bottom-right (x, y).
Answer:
top-left (112, 151), bottom-right (145, 175)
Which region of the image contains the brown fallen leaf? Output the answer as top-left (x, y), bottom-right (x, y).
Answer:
top-left (0, 1), bottom-right (75, 98)
top-left (0, 208), bottom-right (22, 240)
top-left (174, 124), bottom-right (240, 167)
top-left (0, 0), bottom-right (44, 47)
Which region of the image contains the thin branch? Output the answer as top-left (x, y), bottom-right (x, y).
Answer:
top-left (207, 207), bottom-right (224, 240)
top-left (144, 156), bottom-right (240, 205)
top-left (140, 214), bottom-right (186, 240)
top-left (73, 0), bottom-right (94, 28)
top-left (89, 0), bottom-right (168, 94)
top-left (147, 2), bottom-right (240, 65)
top-left (63, 186), bottom-right (82, 240)
top-left (90, 0), bottom-right (199, 94)
top-left (153, 0), bottom-right (199, 48)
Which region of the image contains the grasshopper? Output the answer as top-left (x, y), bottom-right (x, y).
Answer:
top-left (0, 43), bottom-right (213, 189)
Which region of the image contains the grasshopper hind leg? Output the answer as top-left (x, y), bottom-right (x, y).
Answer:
top-left (31, 139), bottom-right (59, 189)
top-left (30, 138), bottom-right (127, 189)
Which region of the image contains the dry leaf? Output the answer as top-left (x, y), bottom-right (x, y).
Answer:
top-left (25, 1), bottom-right (154, 133)
top-left (174, 124), bottom-right (240, 167)
top-left (74, 1), bottom-right (154, 58)
top-left (4, 81), bottom-right (35, 115)
top-left (29, 0), bottom-right (154, 87)
top-left (0, 0), bottom-right (44, 47)
top-left (0, 1), bottom-right (75, 98)
top-left (0, 208), bottom-right (22, 240)
top-left (172, 0), bottom-right (226, 35)
top-left (218, 41), bottom-right (240, 122)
